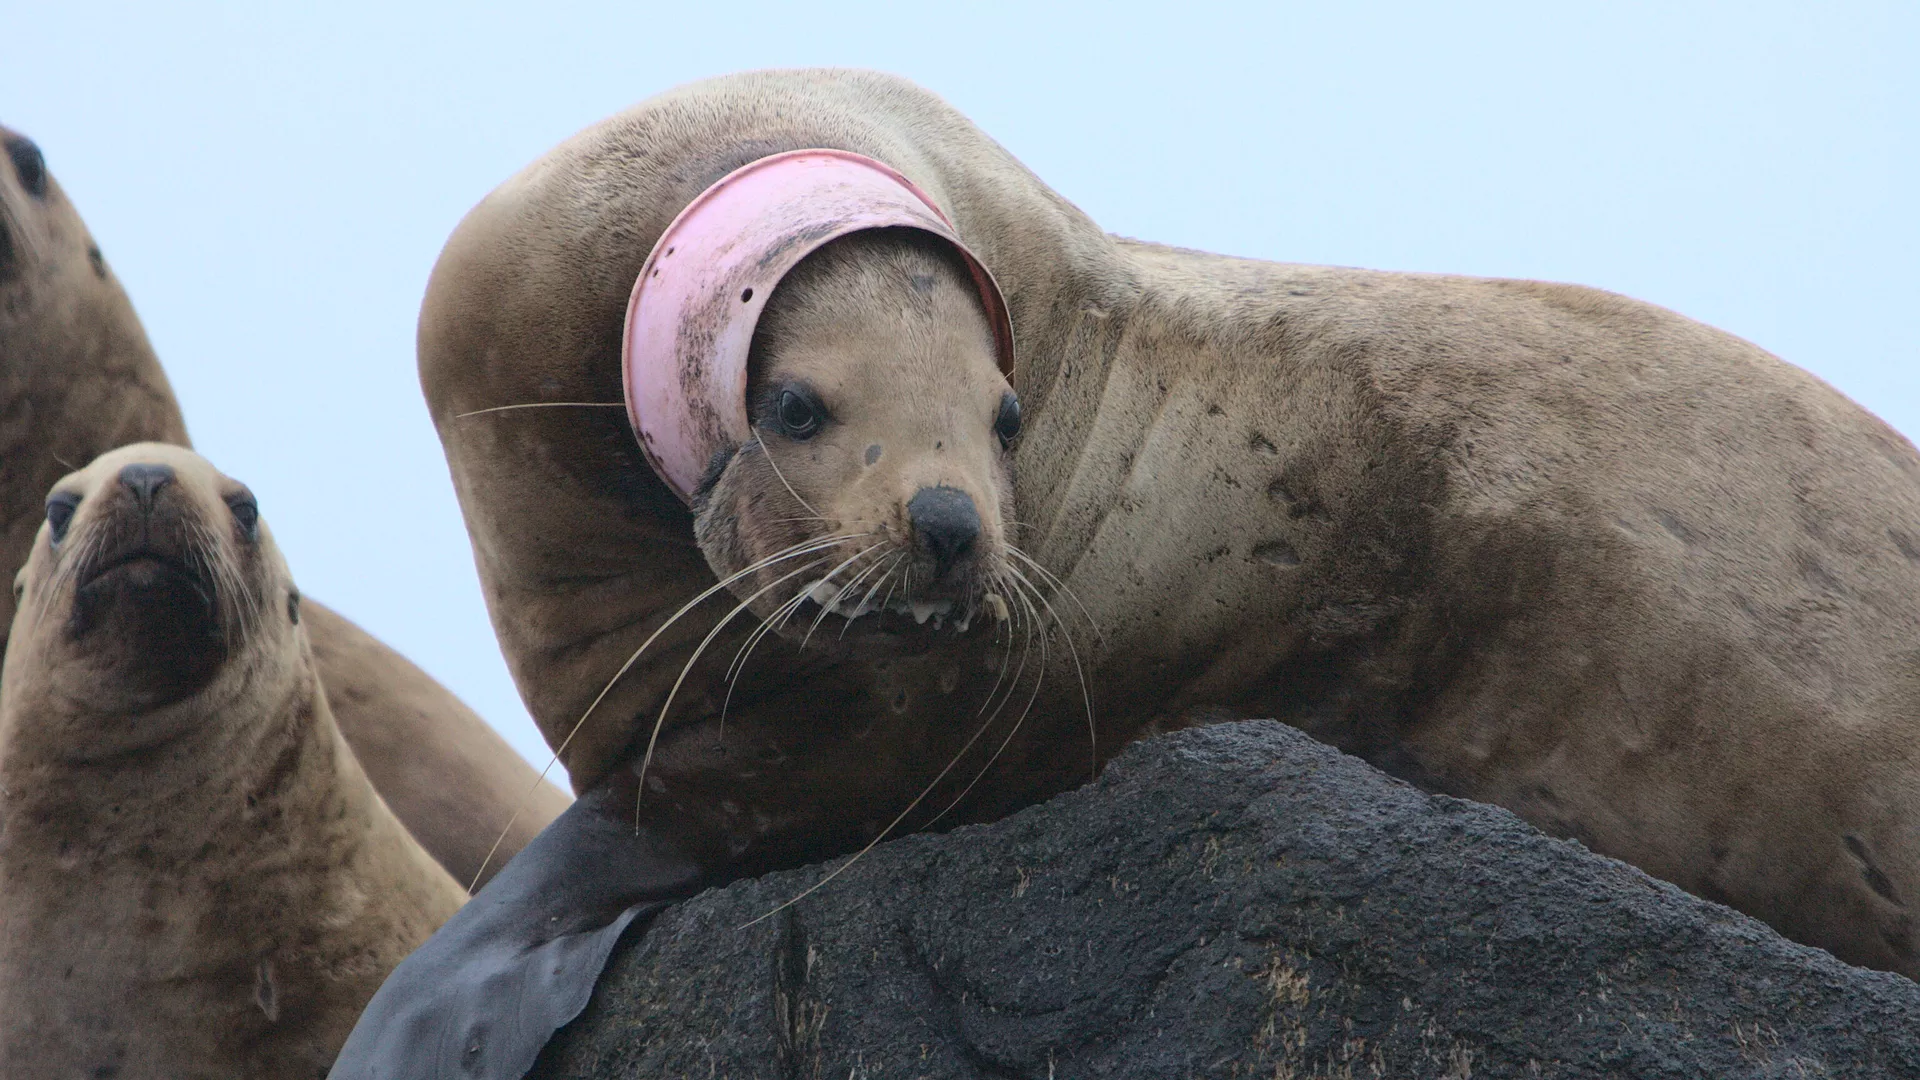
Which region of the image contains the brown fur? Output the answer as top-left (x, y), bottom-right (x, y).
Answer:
top-left (0, 444), bottom-right (468, 1076)
top-left (419, 70), bottom-right (1920, 976)
top-left (0, 123), bottom-right (568, 886)
top-left (695, 229), bottom-right (1016, 622)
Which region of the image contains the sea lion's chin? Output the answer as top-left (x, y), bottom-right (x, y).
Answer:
top-left (67, 551), bottom-right (226, 704)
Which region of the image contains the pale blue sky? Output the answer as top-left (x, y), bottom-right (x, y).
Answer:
top-left (5, 2), bottom-right (1914, 786)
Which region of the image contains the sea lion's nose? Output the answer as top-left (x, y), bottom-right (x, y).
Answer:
top-left (908, 485), bottom-right (980, 579)
top-left (118, 463), bottom-right (175, 511)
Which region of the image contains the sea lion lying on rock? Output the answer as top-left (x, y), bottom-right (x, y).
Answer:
top-left (0, 122), bottom-right (569, 887)
top-left (335, 69), bottom-right (1920, 1076)
top-left (0, 443), bottom-right (468, 1077)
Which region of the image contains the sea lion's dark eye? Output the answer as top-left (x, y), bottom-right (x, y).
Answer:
top-left (226, 489), bottom-right (260, 541)
top-left (5, 136), bottom-right (47, 199)
top-left (45, 491), bottom-right (79, 545)
top-left (994, 391), bottom-right (1022, 449)
top-left (777, 387), bottom-right (823, 440)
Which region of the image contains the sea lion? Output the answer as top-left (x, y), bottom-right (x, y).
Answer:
top-left (0, 442), bottom-right (469, 1076)
top-left (335, 69), bottom-right (1920, 1075)
top-left (0, 122), bottom-right (569, 886)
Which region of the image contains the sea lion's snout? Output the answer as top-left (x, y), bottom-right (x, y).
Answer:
top-left (907, 485), bottom-right (981, 582)
top-left (71, 461), bottom-right (214, 622)
top-left (117, 462), bottom-right (175, 510)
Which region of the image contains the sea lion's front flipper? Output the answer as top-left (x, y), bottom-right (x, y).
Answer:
top-left (328, 784), bottom-right (704, 1080)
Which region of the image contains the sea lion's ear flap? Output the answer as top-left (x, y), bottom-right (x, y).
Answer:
top-left (622, 149), bottom-right (1014, 507)
top-left (12, 567), bottom-right (23, 603)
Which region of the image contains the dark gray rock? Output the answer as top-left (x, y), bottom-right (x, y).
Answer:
top-left (532, 721), bottom-right (1920, 1079)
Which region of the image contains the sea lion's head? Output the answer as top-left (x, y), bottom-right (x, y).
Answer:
top-left (624, 150), bottom-right (1021, 650)
top-left (0, 125), bottom-right (116, 326)
top-left (690, 227), bottom-right (1020, 643)
top-left (0, 125), bottom-right (190, 671)
top-left (0, 127), bottom-right (60, 289)
top-left (4, 444), bottom-right (300, 753)
top-left (420, 127), bottom-right (1073, 787)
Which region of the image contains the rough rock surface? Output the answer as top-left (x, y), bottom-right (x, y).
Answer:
top-left (532, 721), bottom-right (1920, 1078)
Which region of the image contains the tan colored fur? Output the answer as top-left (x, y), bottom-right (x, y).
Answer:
top-left (0, 124), bottom-right (568, 886)
top-left (0, 444), bottom-right (468, 1076)
top-left (695, 230), bottom-right (1015, 621)
top-left (420, 70), bottom-right (1920, 976)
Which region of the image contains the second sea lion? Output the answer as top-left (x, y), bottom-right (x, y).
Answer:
top-left (0, 122), bottom-right (569, 886)
top-left (0, 443), bottom-right (469, 1076)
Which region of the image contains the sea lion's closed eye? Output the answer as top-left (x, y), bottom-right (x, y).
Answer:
top-left (4, 135), bottom-right (47, 199)
top-left (44, 491), bottom-right (79, 545)
top-left (224, 488), bottom-right (259, 541)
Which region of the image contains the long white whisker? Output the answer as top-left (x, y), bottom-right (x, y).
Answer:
top-left (1005, 545), bottom-right (1102, 642)
top-left (840, 553), bottom-right (906, 640)
top-left (713, 528), bottom-right (875, 714)
top-left (464, 533), bottom-right (857, 891)
top-left (454, 402), bottom-right (626, 419)
top-left (44, 523), bottom-right (111, 626)
top-left (993, 568), bottom-right (1043, 718)
top-left (755, 438), bottom-right (822, 520)
top-left (972, 569), bottom-right (1022, 718)
top-left (633, 553), bottom-right (846, 798)
top-left (926, 571), bottom-right (1052, 828)
top-left (560, 534), bottom-right (858, 750)
top-left (799, 546), bottom-right (887, 650)
top-left (717, 585), bottom-right (817, 733)
top-left (725, 589), bottom-right (801, 686)
top-left (36, 527), bottom-right (91, 626)
top-left (880, 558), bottom-right (906, 616)
top-left (1004, 560), bottom-right (1097, 782)
top-left (801, 552), bottom-right (886, 647)
top-left (188, 520), bottom-right (250, 647)
top-left (737, 669), bottom-right (1016, 931)
top-left (711, 541), bottom-right (882, 728)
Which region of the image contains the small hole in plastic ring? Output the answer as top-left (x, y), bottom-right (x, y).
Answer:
top-left (741, 288), bottom-right (754, 303)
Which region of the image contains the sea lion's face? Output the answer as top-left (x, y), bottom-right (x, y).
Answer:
top-left (0, 126), bottom-right (189, 677)
top-left (692, 232), bottom-right (1018, 645)
top-left (0, 126), bottom-right (104, 305)
top-left (5, 444), bottom-right (299, 747)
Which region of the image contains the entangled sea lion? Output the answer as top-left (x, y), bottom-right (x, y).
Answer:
top-left (0, 443), bottom-right (469, 1076)
top-left (335, 69), bottom-right (1920, 1076)
top-left (0, 122), bottom-right (569, 887)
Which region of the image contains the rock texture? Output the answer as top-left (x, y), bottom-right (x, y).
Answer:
top-left (533, 721), bottom-right (1920, 1078)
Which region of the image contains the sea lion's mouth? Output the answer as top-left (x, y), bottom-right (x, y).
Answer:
top-left (786, 578), bottom-right (1017, 652)
top-left (763, 544), bottom-right (1020, 647)
top-left (69, 540), bottom-right (220, 640)
top-left (65, 537), bottom-right (229, 699)
top-left (78, 547), bottom-right (210, 598)
top-left (806, 586), bottom-right (976, 632)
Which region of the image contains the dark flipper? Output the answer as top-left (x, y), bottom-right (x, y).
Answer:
top-left (328, 785), bottom-right (705, 1079)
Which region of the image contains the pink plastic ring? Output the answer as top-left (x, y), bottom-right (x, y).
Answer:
top-left (621, 148), bottom-right (1015, 505)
